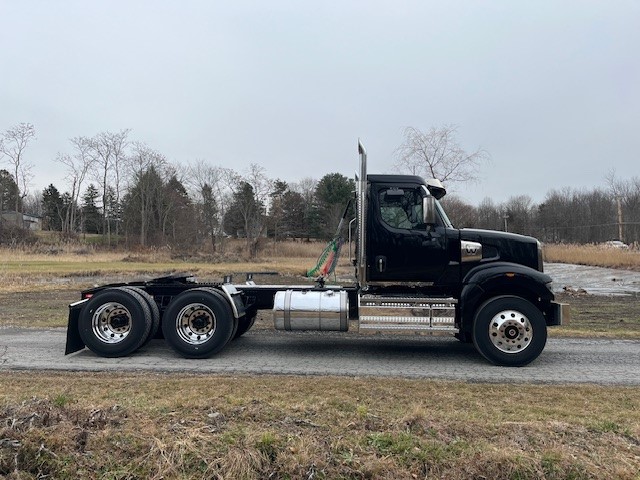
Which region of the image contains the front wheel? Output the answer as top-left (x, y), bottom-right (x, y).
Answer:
top-left (472, 296), bottom-right (547, 367)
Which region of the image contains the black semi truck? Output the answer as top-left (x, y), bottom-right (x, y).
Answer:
top-left (65, 141), bottom-right (567, 366)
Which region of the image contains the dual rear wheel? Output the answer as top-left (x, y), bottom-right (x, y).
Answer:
top-left (79, 287), bottom-right (155, 358)
top-left (161, 288), bottom-right (235, 358)
top-left (79, 287), bottom-right (240, 359)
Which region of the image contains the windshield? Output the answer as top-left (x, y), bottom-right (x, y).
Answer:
top-left (435, 199), bottom-right (454, 228)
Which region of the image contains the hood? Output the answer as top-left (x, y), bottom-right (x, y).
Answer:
top-left (460, 228), bottom-right (542, 271)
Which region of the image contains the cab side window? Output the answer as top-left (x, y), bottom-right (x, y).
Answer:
top-left (379, 188), bottom-right (424, 230)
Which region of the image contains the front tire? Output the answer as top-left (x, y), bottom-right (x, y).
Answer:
top-left (472, 296), bottom-right (547, 366)
top-left (162, 288), bottom-right (235, 358)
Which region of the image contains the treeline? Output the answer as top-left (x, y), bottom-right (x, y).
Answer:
top-left (2, 125), bottom-right (639, 252)
top-left (0, 130), bottom-right (355, 256)
top-left (443, 177), bottom-right (640, 246)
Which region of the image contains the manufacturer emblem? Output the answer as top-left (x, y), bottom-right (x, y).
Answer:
top-left (461, 241), bottom-right (482, 263)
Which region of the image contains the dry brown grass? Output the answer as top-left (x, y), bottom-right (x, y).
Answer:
top-left (0, 240), bottom-right (353, 292)
top-left (544, 243), bottom-right (640, 270)
top-left (1, 373), bottom-right (639, 479)
top-left (5, 241), bottom-right (637, 286)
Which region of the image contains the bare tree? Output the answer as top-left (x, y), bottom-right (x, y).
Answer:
top-left (90, 129), bottom-right (130, 243)
top-left (0, 123), bottom-right (36, 222)
top-left (245, 163), bottom-right (273, 207)
top-left (124, 142), bottom-right (167, 247)
top-left (394, 125), bottom-right (489, 186)
top-left (222, 164), bottom-right (273, 257)
top-left (292, 177), bottom-right (317, 203)
top-left (504, 195), bottom-right (534, 236)
top-left (188, 160), bottom-right (235, 253)
top-left (607, 169), bottom-right (640, 243)
top-left (440, 195), bottom-right (477, 228)
top-left (57, 136), bottom-right (96, 234)
top-left (291, 177), bottom-right (318, 240)
top-left (22, 191), bottom-right (43, 217)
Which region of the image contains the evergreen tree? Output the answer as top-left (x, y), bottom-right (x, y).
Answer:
top-left (161, 175), bottom-right (194, 245)
top-left (200, 183), bottom-right (218, 252)
top-left (121, 166), bottom-right (164, 246)
top-left (41, 184), bottom-right (64, 231)
top-left (268, 180), bottom-right (288, 239)
top-left (280, 190), bottom-right (306, 238)
top-left (223, 182), bottom-right (263, 238)
top-left (0, 169), bottom-right (20, 214)
top-left (314, 173), bottom-right (355, 239)
top-left (104, 186), bottom-right (121, 238)
top-left (81, 184), bottom-right (102, 234)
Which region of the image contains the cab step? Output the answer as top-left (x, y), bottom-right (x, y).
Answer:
top-left (358, 294), bottom-right (458, 332)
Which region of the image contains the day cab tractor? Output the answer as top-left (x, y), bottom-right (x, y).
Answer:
top-left (65, 141), bottom-right (568, 366)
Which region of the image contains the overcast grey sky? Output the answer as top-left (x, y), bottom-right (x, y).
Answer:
top-left (1, 0), bottom-right (638, 204)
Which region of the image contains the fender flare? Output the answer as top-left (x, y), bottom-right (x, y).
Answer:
top-left (459, 262), bottom-right (554, 334)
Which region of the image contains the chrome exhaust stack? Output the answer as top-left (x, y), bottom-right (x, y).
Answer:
top-left (356, 140), bottom-right (368, 290)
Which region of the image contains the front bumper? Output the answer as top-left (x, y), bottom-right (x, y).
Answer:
top-left (548, 301), bottom-right (570, 326)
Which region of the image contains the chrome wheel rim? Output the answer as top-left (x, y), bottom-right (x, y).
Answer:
top-left (175, 303), bottom-right (216, 345)
top-left (92, 302), bottom-right (132, 344)
top-left (489, 309), bottom-right (533, 354)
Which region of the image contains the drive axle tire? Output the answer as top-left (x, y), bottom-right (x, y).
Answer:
top-left (79, 287), bottom-right (153, 358)
top-left (472, 296), bottom-right (547, 367)
top-left (233, 307), bottom-right (257, 339)
top-left (121, 287), bottom-right (160, 344)
top-left (162, 288), bottom-right (235, 358)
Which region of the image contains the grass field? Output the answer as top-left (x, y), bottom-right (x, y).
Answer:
top-left (1, 240), bottom-right (638, 282)
top-left (544, 243), bottom-right (640, 270)
top-left (1, 373), bottom-right (639, 479)
top-left (1, 241), bottom-right (639, 479)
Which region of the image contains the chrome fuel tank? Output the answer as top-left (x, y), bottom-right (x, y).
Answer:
top-left (273, 290), bottom-right (349, 331)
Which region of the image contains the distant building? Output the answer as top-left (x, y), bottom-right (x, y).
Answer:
top-left (1, 211), bottom-right (42, 231)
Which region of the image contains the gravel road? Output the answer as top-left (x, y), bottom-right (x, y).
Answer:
top-left (2, 327), bottom-right (639, 385)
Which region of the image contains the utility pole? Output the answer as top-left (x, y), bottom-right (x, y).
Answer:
top-left (617, 197), bottom-right (624, 242)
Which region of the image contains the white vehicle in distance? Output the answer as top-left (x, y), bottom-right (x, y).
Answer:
top-left (603, 240), bottom-right (629, 249)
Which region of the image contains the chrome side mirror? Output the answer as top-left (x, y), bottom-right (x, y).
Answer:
top-left (423, 196), bottom-right (436, 226)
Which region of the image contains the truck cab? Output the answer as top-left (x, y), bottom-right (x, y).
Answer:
top-left (354, 141), bottom-right (566, 365)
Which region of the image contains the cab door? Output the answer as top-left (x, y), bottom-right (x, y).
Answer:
top-left (366, 183), bottom-right (450, 285)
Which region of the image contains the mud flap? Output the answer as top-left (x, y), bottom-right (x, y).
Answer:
top-left (65, 299), bottom-right (88, 354)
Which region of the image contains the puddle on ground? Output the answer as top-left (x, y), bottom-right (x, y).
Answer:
top-left (545, 263), bottom-right (640, 297)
